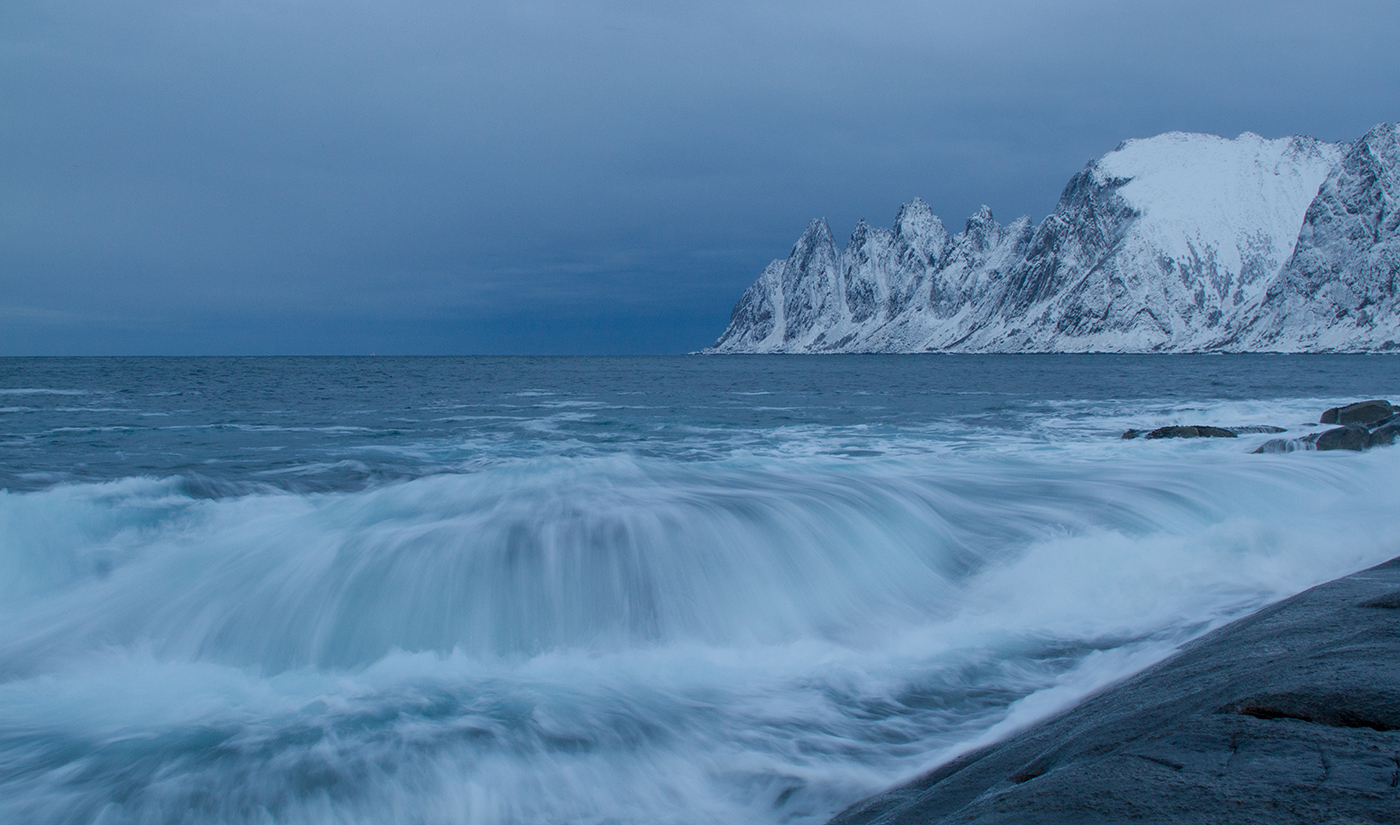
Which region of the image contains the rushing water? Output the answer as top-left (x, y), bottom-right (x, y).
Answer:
top-left (3, 355), bottom-right (1400, 824)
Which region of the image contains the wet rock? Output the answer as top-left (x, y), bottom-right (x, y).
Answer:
top-left (1315, 424), bottom-right (1371, 451)
top-left (825, 556), bottom-right (1400, 825)
top-left (1368, 422), bottom-right (1400, 447)
top-left (1252, 431), bottom-right (1332, 453)
top-left (1129, 425), bottom-right (1283, 442)
top-left (1225, 690), bottom-right (1400, 731)
top-left (1359, 590), bottom-right (1400, 608)
top-left (1319, 399), bottom-right (1394, 426)
top-left (1143, 425), bottom-right (1237, 439)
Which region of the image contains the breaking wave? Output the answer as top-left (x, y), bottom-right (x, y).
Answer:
top-left (3, 442), bottom-right (1399, 824)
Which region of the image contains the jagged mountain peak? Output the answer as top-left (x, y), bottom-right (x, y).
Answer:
top-left (794, 217), bottom-right (836, 250)
top-left (959, 206), bottom-right (1002, 252)
top-left (847, 218), bottom-right (874, 247)
top-left (895, 196), bottom-right (934, 223)
top-left (892, 198), bottom-right (950, 264)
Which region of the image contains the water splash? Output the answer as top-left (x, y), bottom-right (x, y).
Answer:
top-left (2, 441), bottom-right (1398, 824)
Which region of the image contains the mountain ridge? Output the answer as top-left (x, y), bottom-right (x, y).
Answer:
top-left (706, 125), bottom-right (1398, 353)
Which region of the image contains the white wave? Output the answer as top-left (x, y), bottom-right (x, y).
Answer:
top-left (1, 443), bottom-right (1398, 824)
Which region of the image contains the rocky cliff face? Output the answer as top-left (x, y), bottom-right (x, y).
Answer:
top-left (1236, 123), bottom-right (1400, 351)
top-left (707, 126), bottom-right (1400, 353)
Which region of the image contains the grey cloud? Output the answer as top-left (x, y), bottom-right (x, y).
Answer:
top-left (2, 0), bottom-right (1397, 353)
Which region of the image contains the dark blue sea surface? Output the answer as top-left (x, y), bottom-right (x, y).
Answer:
top-left (4, 354), bottom-right (1397, 491)
top-left (3, 355), bottom-right (1400, 824)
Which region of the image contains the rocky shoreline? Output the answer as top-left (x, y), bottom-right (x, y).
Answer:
top-left (824, 556), bottom-right (1400, 825)
top-left (1121, 399), bottom-right (1400, 452)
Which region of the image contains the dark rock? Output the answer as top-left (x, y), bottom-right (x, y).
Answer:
top-left (1225, 425), bottom-right (1286, 434)
top-left (1319, 399), bottom-right (1394, 426)
top-left (1360, 590), bottom-right (1400, 609)
top-left (1225, 690), bottom-right (1400, 731)
top-left (825, 556), bottom-right (1400, 825)
top-left (1143, 426), bottom-right (1237, 439)
top-left (1120, 429), bottom-right (1143, 439)
top-left (1315, 424), bottom-right (1371, 451)
top-left (1252, 438), bottom-right (1299, 454)
top-left (1368, 422), bottom-right (1400, 447)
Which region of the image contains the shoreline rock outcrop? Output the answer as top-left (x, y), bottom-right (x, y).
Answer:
top-left (825, 556), bottom-right (1400, 825)
top-left (1253, 398), bottom-right (1399, 453)
top-left (1118, 399), bottom-right (1399, 453)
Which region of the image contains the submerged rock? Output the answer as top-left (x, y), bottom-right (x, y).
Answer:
top-left (1320, 399), bottom-right (1394, 426)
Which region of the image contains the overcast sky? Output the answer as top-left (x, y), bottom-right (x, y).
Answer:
top-left (3, 0), bottom-right (1397, 354)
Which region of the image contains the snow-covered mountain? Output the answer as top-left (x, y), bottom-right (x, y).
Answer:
top-left (1235, 123), bottom-right (1400, 351)
top-left (706, 125), bottom-right (1400, 353)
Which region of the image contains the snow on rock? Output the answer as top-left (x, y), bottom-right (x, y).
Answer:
top-left (706, 128), bottom-right (1375, 353)
top-left (1239, 123), bottom-right (1400, 352)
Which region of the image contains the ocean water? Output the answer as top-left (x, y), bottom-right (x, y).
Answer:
top-left (3, 355), bottom-right (1400, 825)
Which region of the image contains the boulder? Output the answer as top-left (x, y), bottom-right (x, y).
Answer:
top-left (1368, 422), bottom-right (1400, 447)
top-left (1319, 399), bottom-right (1394, 426)
top-left (1225, 425), bottom-right (1286, 434)
top-left (1143, 426), bottom-right (1237, 439)
top-left (1314, 424), bottom-right (1371, 451)
top-left (1252, 438), bottom-right (1300, 454)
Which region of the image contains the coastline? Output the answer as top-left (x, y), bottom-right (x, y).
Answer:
top-left (828, 555), bottom-right (1400, 824)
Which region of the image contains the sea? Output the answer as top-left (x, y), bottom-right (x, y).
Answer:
top-left (3, 354), bottom-right (1400, 825)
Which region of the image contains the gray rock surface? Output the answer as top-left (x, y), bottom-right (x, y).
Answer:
top-left (1227, 425), bottom-right (1287, 434)
top-left (1321, 399), bottom-right (1396, 426)
top-left (1122, 425), bottom-right (1279, 439)
top-left (826, 557), bottom-right (1400, 825)
top-left (1315, 424), bottom-right (1374, 451)
top-left (1142, 425), bottom-right (1237, 439)
top-left (1370, 422), bottom-right (1400, 447)
top-left (1252, 437), bottom-right (1303, 453)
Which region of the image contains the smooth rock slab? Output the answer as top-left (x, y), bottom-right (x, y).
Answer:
top-left (826, 557), bottom-right (1400, 825)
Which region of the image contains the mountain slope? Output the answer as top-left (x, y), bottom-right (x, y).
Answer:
top-left (706, 129), bottom-right (1360, 353)
top-left (1236, 123), bottom-right (1400, 351)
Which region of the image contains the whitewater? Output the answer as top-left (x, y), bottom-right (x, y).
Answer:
top-left (3, 355), bottom-right (1400, 825)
